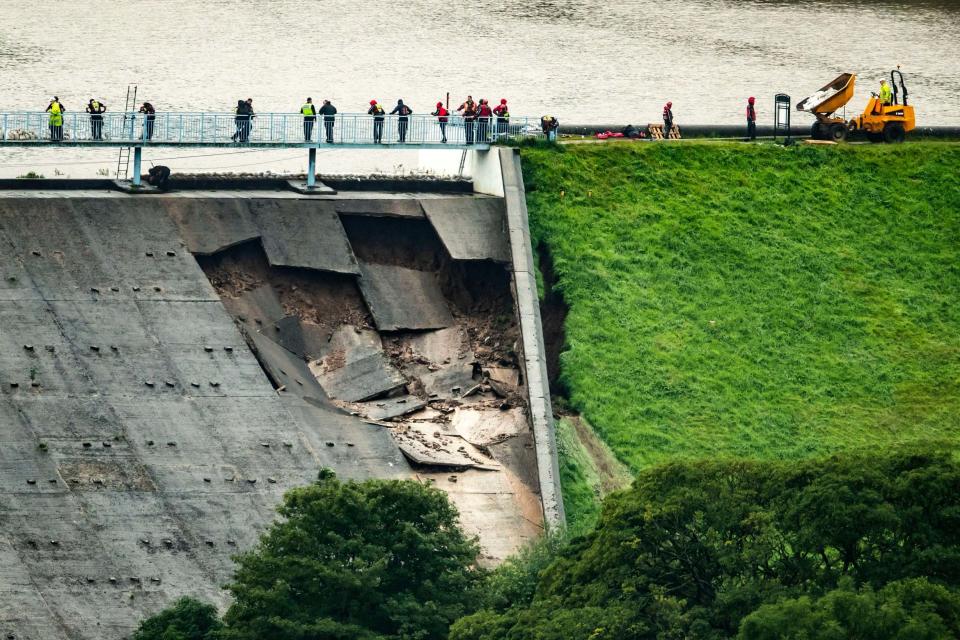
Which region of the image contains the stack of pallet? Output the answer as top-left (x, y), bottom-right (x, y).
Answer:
top-left (648, 124), bottom-right (681, 140)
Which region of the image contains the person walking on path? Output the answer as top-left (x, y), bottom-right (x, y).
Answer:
top-left (662, 101), bottom-right (674, 140)
top-left (368, 100), bottom-right (386, 143)
top-left (46, 96), bottom-right (65, 141)
top-left (457, 95), bottom-right (477, 145)
top-left (746, 96), bottom-right (757, 141)
top-left (138, 102), bottom-right (156, 141)
top-left (319, 100), bottom-right (337, 143)
top-left (243, 98), bottom-right (255, 142)
top-left (86, 98), bottom-right (106, 140)
top-left (301, 97), bottom-right (316, 142)
top-left (476, 99), bottom-right (493, 142)
top-left (493, 98), bottom-right (510, 138)
top-left (432, 101), bottom-right (449, 143)
top-left (390, 99), bottom-right (413, 143)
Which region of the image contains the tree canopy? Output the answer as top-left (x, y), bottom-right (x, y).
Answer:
top-left (451, 448), bottom-right (960, 640)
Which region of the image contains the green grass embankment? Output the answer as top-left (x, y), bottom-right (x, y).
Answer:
top-left (522, 142), bottom-right (960, 519)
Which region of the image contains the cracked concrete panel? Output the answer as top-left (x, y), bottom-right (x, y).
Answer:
top-left (245, 329), bottom-right (332, 406)
top-left (451, 406), bottom-right (527, 447)
top-left (273, 316), bottom-right (329, 361)
top-left (355, 395), bottom-right (427, 421)
top-left (220, 283), bottom-right (286, 329)
top-left (252, 200), bottom-right (360, 275)
top-left (333, 199), bottom-right (426, 219)
top-left (421, 198), bottom-right (511, 263)
top-left (357, 262), bottom-right (453, 331)
top-left (312, 326), bottom-right (405, 402)
top-left (163, 199), bottom-right (262, 255)
top-left (279, 396), bottom-right (412, 480)
top-left (406, 326), bottom-right (465, 364)
top-left (390, 422), bottom-right (500, 470)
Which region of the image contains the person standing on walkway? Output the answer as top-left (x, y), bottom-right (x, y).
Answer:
top-left (46, 96), bottom-right (65, 141)
top-left (476, 99), bottom-right (493, 142)
top-left (138, 102), bottom-right (156, 141)
top-left (319, 99), bottom-right (337, 143)
top-left (368, 100), bottom-right (386, 143)
top-left (390, 99), bottom-right (412, 143)
top-left (432, 102), bottom-right (449, 143)
top-left (541, 115), bottom-right (559, 141)
top-left (86, 98), bottom-right (106, 140)
top-left (232, 99), bottom-right (246, 142)
top-left (301, 97), bottom-right (316, 141)
top-left (457, 95), bottom-right (477, 145)
top-left (746, 96), bottom-right (757, 141)
top-left (662, 101), bottom-right (674, 140)
top-left (493, 98), bottom-right (510, 138)
top-left (243, 98), bottom-right (255, 142)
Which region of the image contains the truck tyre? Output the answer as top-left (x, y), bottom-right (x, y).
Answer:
top-left (882, 123), bottom-right (906, 144)
top-left (810, 122), bottom-right (823, 140)
top-left (828, 123), bottom-right (848, 142)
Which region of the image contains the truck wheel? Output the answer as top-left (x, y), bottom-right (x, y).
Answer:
top-left (828, 123), bottom-right (848, 142)
top-left (882, 123), bottom-right (906, 144)
top-left (810, 122), bottom-right (823, 140)
top-left (867, 132), bottom-right (883, 143)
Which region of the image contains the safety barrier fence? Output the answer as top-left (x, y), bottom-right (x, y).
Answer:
top-left (0, 111), bottom-right (544, 146)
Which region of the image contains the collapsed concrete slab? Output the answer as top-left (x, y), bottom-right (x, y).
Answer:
top-left (165, 200), bottom-right (261, 255)
top-left (311, 327), bottom-right (405, 402)
top-left (254, 200), bottom-right (360, 275)
top-left (333, 199), bottom-right (426, 219)
top-left (422, 197), bottom-right (511, 263)
top-left (356, 262), bottom-right (453, 331)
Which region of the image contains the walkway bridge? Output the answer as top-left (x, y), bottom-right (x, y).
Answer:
top-left (0, 111), bottom-right (542, 185)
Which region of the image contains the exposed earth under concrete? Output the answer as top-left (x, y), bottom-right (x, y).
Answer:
top-left (0, 192), bottom-right (542, 640)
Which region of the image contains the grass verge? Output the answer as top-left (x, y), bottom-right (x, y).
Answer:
top-left (523, 141), bottom-right (960, 483)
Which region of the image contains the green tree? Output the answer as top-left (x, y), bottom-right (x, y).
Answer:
top-left (452, 448), bottom-right (960, 640)
top-left (132, 597), bottom-right (222, 640)
top-left (219, 472), bottom-right (483, 640)
top-left (738, 578), bottom-right (960, 640)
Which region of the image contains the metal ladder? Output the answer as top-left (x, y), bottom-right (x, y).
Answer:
top-left (115, 84), bottom-right (138, 179)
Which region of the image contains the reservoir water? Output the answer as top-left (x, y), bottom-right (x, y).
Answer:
top-left (1, 0), bottom-right (958, 175)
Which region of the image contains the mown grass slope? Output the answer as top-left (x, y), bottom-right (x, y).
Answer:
top-left (523, 142), bottom-right (960, 479)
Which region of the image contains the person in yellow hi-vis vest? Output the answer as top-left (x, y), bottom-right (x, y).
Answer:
top-left (46, 96), bottom-right (65, 141)
top-left (301, 97), bottom-right (316, 142)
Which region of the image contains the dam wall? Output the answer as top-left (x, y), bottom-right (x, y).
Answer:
top-left (0, 187), bottom-right (550, 639)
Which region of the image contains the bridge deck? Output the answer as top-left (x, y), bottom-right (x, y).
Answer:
top-left (0, 111), bottom-right (538, 149)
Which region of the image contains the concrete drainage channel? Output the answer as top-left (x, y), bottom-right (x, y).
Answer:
top-left (0, 154), bottom-right (563, 639)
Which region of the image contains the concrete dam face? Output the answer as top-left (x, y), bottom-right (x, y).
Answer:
top-left (0, 187), bottom-right (547, 640)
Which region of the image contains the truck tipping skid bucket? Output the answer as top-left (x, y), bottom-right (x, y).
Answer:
top-left (796, 73), bottom-right (856, 115)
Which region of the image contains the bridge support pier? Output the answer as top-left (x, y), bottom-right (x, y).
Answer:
top-left (307, 148), bottom-right (316, 188)
top-left (132, 147), bottom-right (142, 186)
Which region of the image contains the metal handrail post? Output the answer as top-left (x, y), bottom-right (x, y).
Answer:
top-left (307, 147), bottom-right (316, 187)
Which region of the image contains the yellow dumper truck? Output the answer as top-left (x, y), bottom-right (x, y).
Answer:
top-left (797, 69), bottom-right (916, 143)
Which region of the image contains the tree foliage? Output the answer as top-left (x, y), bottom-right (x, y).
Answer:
top-left (134, 474), bottom-right (483, 640)
top-left (218, 473), bottom-right (483, 640)
top-left (132, 597), bottom-right (222, 640)
top-left (451, 449), bottom-right (960, 640)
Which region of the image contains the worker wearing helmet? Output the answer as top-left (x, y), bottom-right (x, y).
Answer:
top-left (368, 100), bottom-right (385, 143)
top-left (432, 101), bottom-right (449, 143)
top-left (746, 97), bottom-right (757, 141)
top-left (493, 99), bottom-right (510, 139)
top-left (879, 80), bottom-right (893, 106)
top-left (662, 101), bottom-right (674, 140)
top-left (46, 96), bottom-right (65, 141)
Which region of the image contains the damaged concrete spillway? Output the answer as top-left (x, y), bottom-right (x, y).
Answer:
top-left (0, 183), bottom-right (552, 639)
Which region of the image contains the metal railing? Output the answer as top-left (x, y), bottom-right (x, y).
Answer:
top-left (0, 111), bottom-right (544, 146)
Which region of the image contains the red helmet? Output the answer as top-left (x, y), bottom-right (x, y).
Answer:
top-left (437, 101), bottom-right (443, 107)
top-left (748, 96), bottom-right (755, 104)
top-left (500, 99), bottom-right (507, 104)
top-left (370, 99), bottom-right (377, 105)
top-left (666, 101), bottom-right (672, 107)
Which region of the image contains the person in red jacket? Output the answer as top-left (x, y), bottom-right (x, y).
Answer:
top-left (662, 101), bottom-right (674, 140)
top-left (432, 101), bottom-right (449, 143)
top-left (476, 98), bottom-right (493, 142)
top-left (746, 97), bottom-right (757, 140)
top-left (493, 98), bottom-right (510, 139)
